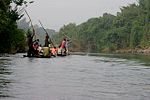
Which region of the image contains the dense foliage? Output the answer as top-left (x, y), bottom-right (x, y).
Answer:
top-left (1, 0), bottom-right (149, 53)
top-left (54, 0), bottom-right (150, 52)
top-left (0, 0), bottom-right (28, 53)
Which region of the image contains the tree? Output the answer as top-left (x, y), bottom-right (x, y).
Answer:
top-left (53, 0), bottom-right (150, 53)
top-left (0, 0), bottom-right (32, 53)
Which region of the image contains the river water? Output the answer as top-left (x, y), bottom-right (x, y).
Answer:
top-left (0, 53), bottom-right (150, 100)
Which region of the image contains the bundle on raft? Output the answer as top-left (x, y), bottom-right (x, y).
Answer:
top-left (23, 47), bottom-right (69, 58)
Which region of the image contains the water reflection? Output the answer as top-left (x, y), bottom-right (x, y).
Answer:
top-left (0, 56), bottom-right (13, 98)
top-left (89, 53), bottom-right (150, 66)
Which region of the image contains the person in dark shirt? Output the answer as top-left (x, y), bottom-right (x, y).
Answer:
top-left (27, 30), bottom-right (35, 56)
top-left (44, 34), bottom-right (49, 47)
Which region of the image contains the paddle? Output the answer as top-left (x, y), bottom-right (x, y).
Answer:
top-left (61, 32), bottom-right (71, 40)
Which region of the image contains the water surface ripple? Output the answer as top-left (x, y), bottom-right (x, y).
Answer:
top-left (0, 53), bottom-right (150, 100)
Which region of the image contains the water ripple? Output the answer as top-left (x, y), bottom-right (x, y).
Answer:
top-left (0, 53), bottom-right (150, 100)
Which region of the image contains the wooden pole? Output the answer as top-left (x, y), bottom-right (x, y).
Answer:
top-left (25, 10), bottom-right (36, 39)
top-left (39, 20), bottom-right (55, 47)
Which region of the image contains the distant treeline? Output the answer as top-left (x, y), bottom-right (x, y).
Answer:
top-left (0, 0), bottom-right (150, 53)
top-left (54, 0), bottom-right (150, 53)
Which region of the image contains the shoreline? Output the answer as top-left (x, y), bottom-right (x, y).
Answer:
top-left (115, 48), bottom-right (150, 56)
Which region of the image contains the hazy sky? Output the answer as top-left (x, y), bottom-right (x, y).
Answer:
top-left (24, 0), bottom-right (137, 31)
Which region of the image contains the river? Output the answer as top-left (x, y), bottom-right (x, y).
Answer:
top-left (0, 53), bottom-right (150, 100)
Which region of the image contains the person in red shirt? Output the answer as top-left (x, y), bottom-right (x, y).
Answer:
top-left (57, 38), bottom-right (67, 55)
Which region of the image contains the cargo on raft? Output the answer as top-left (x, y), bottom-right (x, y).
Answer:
top-left (23, 47), bottom-right (69, 58)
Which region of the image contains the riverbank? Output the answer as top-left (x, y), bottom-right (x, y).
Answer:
top-left (115, 47), bottom-right (150, 56)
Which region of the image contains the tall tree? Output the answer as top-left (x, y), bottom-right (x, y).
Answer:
top-left (0, 0), bottom-right (32, 52)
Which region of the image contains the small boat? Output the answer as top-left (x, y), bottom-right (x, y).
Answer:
top-left (57, 48), bottom-right (69, 56)
top-left (23, 54), bottom-right (51, 58)
top-left (23, 47), bottom-right (70, 58)
top-left (23, 47), bottom-right (51, 58)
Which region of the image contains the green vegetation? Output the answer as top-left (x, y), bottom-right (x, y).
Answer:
top-left (54, 0), bottom-right (150, 53)
top-left (0, 0), bottom-right (29, 53)
top-left (0, 0), bottom-right (149, 54)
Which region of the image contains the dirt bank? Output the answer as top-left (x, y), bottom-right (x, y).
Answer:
top-left (116, 47), bottom-right (150, 56)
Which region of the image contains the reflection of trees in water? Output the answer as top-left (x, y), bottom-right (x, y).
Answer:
top-left (0, 58), bottom-right (13, 98)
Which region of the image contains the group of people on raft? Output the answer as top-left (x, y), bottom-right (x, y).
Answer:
top-left (27, 31), bottom-right (70, 57)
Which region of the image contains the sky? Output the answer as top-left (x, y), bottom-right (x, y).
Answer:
top-left (24, 0), bottom-right (137, 31)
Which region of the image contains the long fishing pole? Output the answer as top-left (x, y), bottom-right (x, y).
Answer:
top-left (38, 20), bottom-right (55, 47)
top-left (25, 10), bottom-right (36, 39)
